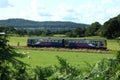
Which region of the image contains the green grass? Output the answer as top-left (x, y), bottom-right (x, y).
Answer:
top-left (17, 49), bottom-right (114, 69)
top-left (8, 36), bottom-right (28, 46)
top-left (107, 40), bottom-right (120, 50)
top-left (8, 36), bottom-right (118, 69)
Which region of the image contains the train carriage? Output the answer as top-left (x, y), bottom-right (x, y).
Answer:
top-left (27, 38), bottom-right (64, 47)
top-left (27, 38), bottom-right (107, 49)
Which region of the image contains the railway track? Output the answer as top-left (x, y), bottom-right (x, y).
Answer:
top-left (13, 46), bottom-right (112, 53)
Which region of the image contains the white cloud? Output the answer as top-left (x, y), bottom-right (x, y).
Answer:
top-left (106, 7), bottom-right (120, 15)
top-left (50, 4), bottom-right (79, 21)
top-left (0, 0), bottom-right (120, 24)
top-left (101, 0), bottom-right (114, 5)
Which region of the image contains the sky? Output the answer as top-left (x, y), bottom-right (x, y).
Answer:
top-left (0, 0), bottom-right (120, 24)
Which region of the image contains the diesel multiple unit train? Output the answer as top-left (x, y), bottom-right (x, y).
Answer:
top-left (27, 38), bottom-right (107, 49)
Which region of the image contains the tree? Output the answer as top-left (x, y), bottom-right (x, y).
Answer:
top-left (101, 14), bottom-right (120, 39)
top-left (66, 32), bottom-right (73, 37)
top-left (41, 30), bottom-right (52, 36)
top-left (0, 34), bottom-right (28, 80)
top-left (16, 29), bottom-right (27, 36)
top-left (73, 27), bottom-right (86, 37)
top-left (66, 27), bottom-right (86, 37)
top-left (85, 22), bottom-right (101, 36)
top-left (0, 25), bottom-right (5, 32)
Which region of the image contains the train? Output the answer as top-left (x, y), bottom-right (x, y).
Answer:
top-left (27, 38), bottom-right (107, 49)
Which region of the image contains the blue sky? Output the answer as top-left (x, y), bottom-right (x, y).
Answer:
top-left (0, 0), bottom-right (120, 24)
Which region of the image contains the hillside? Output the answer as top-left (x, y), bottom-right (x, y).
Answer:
top-left (0, 18), bottom-right (89, 30)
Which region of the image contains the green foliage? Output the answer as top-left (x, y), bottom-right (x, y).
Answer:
top-left (85, 51), bottom-right (120, 80)
top-left (85, 22), bottom-right (101, 36)
top-left (33, 66), bottom-right (54, 80)
top-left (41, 30), bottom-right (52, 36)
top-left (56, 56), bottom-right (80, 76)
top-left (116, 50), bottom-right (120, 62)
top-left (0, 25), bottom-right (16, 34)
top-left (66, 27), bottom-right (86, 37)
top-left (101, 14), bottom-right (120, 39)
top-left (47, 56), bottom-right (81, 80)
top-left (16, 29), bottom-right (27, 36)
top-left (0, 25), bottom-right (4, 32)
top-left (0, 35), bottom-right (28, 80)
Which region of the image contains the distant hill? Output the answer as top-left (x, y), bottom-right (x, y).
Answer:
top-left (0, 18), bottom-right (89, 31)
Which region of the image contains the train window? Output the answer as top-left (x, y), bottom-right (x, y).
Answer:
top-left (54, 40), bottom-right (56, 42)
top-left (68, 40), bottom-right (71, 43)
top-left (86, 40), bottom-right (89, 43)
top-left (52, 40), bottom-right (56, 42)
top-left (58, 40), bottom-right (61, 43)
top-left (100, 41), bottom-right (103, 46)
top-left (52, 40), bottom-right (54, 42)
top-left (34, 39), bottom-right (38, 43)
top-left (48, 40), bottom-right (51, 42)
top-left (29, 39), bottom-right (36, 44)
top-left (43, 40), bottom-right (46, 42)
top-left (76, 41), bottom-right (79, 43)
top-left (46, 40), bottom-right (48, 42)
top-left (51, 40), bottom-right (53, 42)
top-left (55, 40), bottom-right (58, 42)
top-left (72, 41), bottom-right (74, 43)
top-left (46, 40), bottom-right (49, 42)
top-left (73, 41), bottom-right (76, 43)
top-left (40, 39), bottom-right (43, 42)
top-left (80, 40), bottom-right (83, 43)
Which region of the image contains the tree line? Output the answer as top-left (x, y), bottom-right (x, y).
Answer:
top-left (67, 14), bottom-right (120, 39)
top-left (0, 14), bottom-right (120, 39)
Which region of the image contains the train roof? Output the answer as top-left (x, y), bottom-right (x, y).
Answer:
top-left (28, 38), bottom-right (63, 40)
top-left (28, 38), bottom-right (106, 41)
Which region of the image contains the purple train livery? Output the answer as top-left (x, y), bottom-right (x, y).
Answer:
top-left (27, 38), bottom-right (107, 49)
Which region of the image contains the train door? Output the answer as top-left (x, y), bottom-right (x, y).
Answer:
top-left (28, 39), bottom-right (38, 46)
top-left (97, 41), bottom-right (100, 48)
top-left (62, 39), bottom-right (65, 47)
top-left (95, 41), bottom-right (101, 48)
top-left (104, 40), bottom-right (107, 49)
top-left (62, 39), bottom-right (69, 47)
top-left (27, 39), bottom-right (34, 46)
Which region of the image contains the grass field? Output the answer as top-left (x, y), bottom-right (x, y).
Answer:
top-left (8, 36), bottom-right (119, 68)
top-left (17, 49), bottom-right (114, 69)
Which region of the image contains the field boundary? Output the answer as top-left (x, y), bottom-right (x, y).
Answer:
top-left (13, 46), bottom-right (111, 53)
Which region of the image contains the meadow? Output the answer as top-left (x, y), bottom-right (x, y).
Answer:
top-left (8, 36), bottom-right (119, 68)
top-left (17, 49), bottom-right (114, 69)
